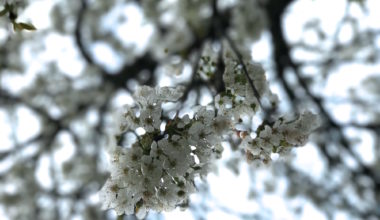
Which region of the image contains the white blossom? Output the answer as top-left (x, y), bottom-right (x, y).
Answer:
top-left (100, 59), bottom-right (320, 218)
top-left (242, 111), bottom-right (320, 164)
top-left (100, 86), bottom-right (225, 218)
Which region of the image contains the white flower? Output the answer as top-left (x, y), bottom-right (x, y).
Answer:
top-left (159, 139), bottom-right (194, 177)
top-left (259, 125), bottom-right (272, 138)
top-left (215, 94), bottom-right (233, 113)
top-left (100, 58), bottom-right (320, 217)
top-left (139, 110), bottom-right (161, 132)
top-left (188, 121), bottom-right (215, 146)
top-left (134, 86), bottom-right (157, 107)
top-left (117, 106), bottom-right (140, 132)
top-left (177, 114), bottom-right (190, 128)
top-left (194, 107), bottom-right (215, 125)
top-left (211, 115), bottom-right (231, 135)
top-left (141, 155), bottom-right (163, 182)
top-left (156, 86), bottom-right (185, 102)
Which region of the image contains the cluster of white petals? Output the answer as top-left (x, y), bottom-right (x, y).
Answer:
top-left (241, 111), bottom-right (321, 165)
top-left (215, 58), bottom-right (276, 122)
top-left (100, 55), bottom-right (320, 218)
top-left (231, 0), bottom-right (267, 42)
top-left (197, 44), bottom-right (219, 80)
top-left (100, 86), bottom-right (228, 218)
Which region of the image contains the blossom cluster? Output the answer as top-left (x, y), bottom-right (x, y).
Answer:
top-left (241, 111), bottom-right (321, 165)
top-left (100, 86), bottom-right (228, 218)
top-left (231, 0), bottom-right (267, 43)
top-left (215, 58), bottom-right (277, 122)
top-left (100, 56), bottom-right (320, 218)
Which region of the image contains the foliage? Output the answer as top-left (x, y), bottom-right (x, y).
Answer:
top-left (0, 1), bottom-right (36, 31)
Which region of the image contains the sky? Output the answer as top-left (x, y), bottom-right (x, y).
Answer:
top-left (1, 0), bottom-right (380, 219)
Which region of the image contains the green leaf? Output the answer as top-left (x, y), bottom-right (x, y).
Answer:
top-left (0, 8), bottom-right (8, 17)
top-left (17, 22), bottom-right (37, 31)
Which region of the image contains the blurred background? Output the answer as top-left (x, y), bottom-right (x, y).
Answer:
top-left (1, 0), bottom-right (380, 219)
